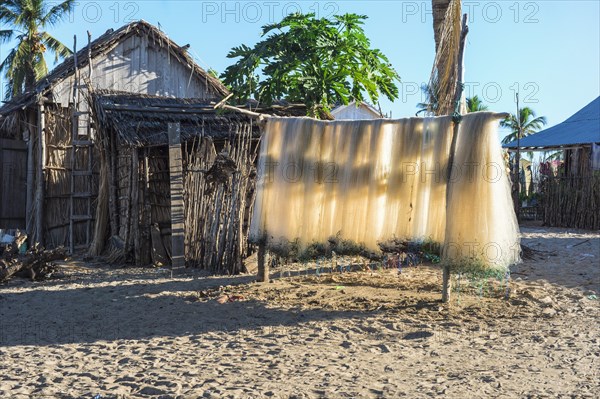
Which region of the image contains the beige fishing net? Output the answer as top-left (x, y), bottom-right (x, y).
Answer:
top-left (250, 112), bottom-right (520, 271)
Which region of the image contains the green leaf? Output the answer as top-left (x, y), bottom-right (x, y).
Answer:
top-left (0, 0), bottom-right (74, 99)
top-left (220, 12), bottom-right (400, 118)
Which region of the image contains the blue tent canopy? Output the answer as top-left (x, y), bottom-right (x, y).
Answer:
top-left (503, 96), bottom-right (600, 150)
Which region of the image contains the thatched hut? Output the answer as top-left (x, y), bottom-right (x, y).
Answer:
top-left (0, 21), bottom-right (270, 271)
top-left (88, 91), bottom-right (263, 272)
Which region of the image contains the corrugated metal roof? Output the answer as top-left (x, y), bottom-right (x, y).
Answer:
top-left (503, 96), bottom-right (600, 149)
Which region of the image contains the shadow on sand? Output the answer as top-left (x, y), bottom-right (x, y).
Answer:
top-left (0, 269), bottom-right (439, 348)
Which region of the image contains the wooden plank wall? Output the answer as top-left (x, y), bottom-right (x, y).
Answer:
top-left (0, 139), bottom-right (27, 228)
top-left (51, 32), bottom-right (217, 106)
top-left (37, 30), bottom-right (222, 250)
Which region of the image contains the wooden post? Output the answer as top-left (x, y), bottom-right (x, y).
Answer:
top-left (107, 133), bottom-right (118, 237)
top-left (168, 123), bottom-right (185, 270)
top-left (87, 31), bottom-right (93, 82)
top-left (141, 148), bottom-right (152, 265)
top-left (35, 102), bottom-right (46, 246)
top-left (69, 34), bottom-right (78, 254)
top-left (454, 13), bottom-right (469, 115)
top-left (132, 148), bottom-right (140, 264)
top-left (257, 241), bottom-right (269, 282)
top-left (25, 119), bottom-right (34, 236)
top-left (442, 264), bottom-right (451, 303)
top-left (442, 13), bottom-right (469, 303)
top-left (513, 93), bottom-right (522, 220)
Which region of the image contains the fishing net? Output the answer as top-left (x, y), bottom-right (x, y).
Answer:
top-left (250, 112), bottom-right (520, 271)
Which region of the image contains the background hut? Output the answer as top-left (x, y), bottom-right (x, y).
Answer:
top-left (504, 96), bottom-right (600, 229)
top-left (0, 20), bottom-right (228, 251)
top-left (330, 101), bottom-right (384, 120)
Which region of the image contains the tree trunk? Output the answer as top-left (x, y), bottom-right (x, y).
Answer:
top-left (430, 0), bottom-right (462, 116)
top-left (432, 0), bottom-right (453, 52)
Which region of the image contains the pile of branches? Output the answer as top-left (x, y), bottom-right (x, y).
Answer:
top-left (0, 233), bottom-right (67, 283)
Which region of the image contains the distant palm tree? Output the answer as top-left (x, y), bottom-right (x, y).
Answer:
top-left (466, 95), bottom-right (488, 113)
top-left (500, 107), bottom-right (547, 144)
top-left (0, 0), bottom-right (75, 99)
top-left (416, 83), bottom-right (439, 116)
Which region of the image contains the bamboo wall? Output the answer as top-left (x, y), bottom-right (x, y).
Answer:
top-left (182, 123), bottom-right (258, 273)
top-left (541, 148), bottom-right (599, 230)
top-left (100, 121), bottom-right (258, 273)
top-left (42, 106), bottom-right (98, 248)
top-left (541, 175), bottom-right (599, 229)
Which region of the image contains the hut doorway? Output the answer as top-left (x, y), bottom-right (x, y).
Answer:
top-left (0, 139), bottom-right (28, 229)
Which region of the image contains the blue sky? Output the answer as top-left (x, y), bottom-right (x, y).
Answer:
top-left (1, 1), bottom-right (599, 134)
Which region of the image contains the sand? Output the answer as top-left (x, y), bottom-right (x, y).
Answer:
top-left (0, 226), bottom-right (598, 398)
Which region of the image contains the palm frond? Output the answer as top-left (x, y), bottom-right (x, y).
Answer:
top-left (41, 0), bottom-right (75, 26)
top-left (7, 51), bottom-right (27, 98)
top-left (466, 95), bottom-right (488, 112)
top-left (42, 31), bottom-right (72, 59)
top-left (33, 54), bottom-right (48, 80)
top-left (501, 106), bottom-right (547, 144)
top-left (0, 4), bottom-right (21, 24)
top-left (0, 29), bottom-right (14, 44)
top-left (0, 48), bottom-right (17, 73)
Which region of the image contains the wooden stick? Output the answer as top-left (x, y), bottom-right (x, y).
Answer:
top-left (122, 147), bottom-right (134, 258)
top-left (168, 122), bottom-right (185, 270)
top-left (132, 148), bottom-right (140, 264)
top-left (107, 132), bottom-right (118, 237)
top-left (141, 148), bottom-right (152, 265)
top-left (442, 13), bottom-right (469, 304)
top-left (453, 13), bottom-right (469, 114)
top-left (26, 113), bottom-right (34, 236)
top-left (213, 93), bottom-right (233, 109)
top-left (35, 101), bottom-right (46, 246)
top-left (572, 239), bottom-right (590, 247)
top-left (87, 31), bottom-right (93, 81)
top-left (221, 104), bottom-right (268, 119)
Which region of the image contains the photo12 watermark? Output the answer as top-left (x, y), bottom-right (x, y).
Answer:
top-left (400, 81), bottom-right (540, 106)
top-left (199, 1), bottom-right (341, 23)
top-left (44, 1), bottom-right (143, 24)
top-left (400, 1), bottom-right (541, 24)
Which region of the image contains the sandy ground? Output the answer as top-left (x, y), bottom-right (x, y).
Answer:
top-left (0, 226), bottom-right (598, 399)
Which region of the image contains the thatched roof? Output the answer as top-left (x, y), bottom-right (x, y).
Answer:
top-left (92, 91), bottom-right (258, 146)
top-left (91, 90), bottom-right (315, 147)
top-left (0, 20), bottom-right (229, 116)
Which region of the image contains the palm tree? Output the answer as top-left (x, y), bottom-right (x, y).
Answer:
top-left (500, 107), bottom-right (547, 144)
top-left (0, 0), bottom-right (75, 100)
top-left (466, 95), bottom-right (488, 113)
top-left (416, 83), bottom-right (439, 116)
